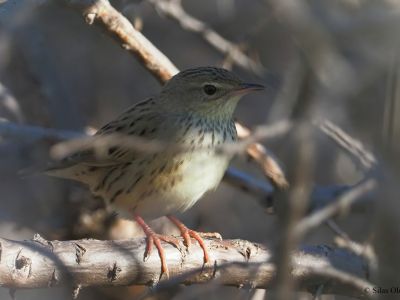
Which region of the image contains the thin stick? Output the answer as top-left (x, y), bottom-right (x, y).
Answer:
top-left (64, 0), bottom-right (179, 83)
top-left (295, 179), bottom-right (377, 237)
top-left (147, 0), bottom-right (264, 74)
top-left (315, 119), bottom-right (377, 170)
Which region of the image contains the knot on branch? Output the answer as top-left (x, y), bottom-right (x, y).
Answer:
top-left (48, 269), bottom-right (59, 287)
top-left (13, 249), bottom-right (32, 279)
top-left (74, 243), bottom-right (87, 264)
top-left (32, 233), bottom-right (54, 251)
top-left (107, 262), bottom-right (122, 282)
top-left (15, 255), bottom-right (31, 271)
top-left (228, 239), bottom-right (261, 261)
top-left (72, 284), bottom-right (82, 299)
top-left (85, 12), bottom-right (96, 24)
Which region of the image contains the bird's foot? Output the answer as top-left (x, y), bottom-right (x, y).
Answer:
top-left (134, 215), bottom-right (181, 279)
top-left (168, 215), bottom-right (222, 264)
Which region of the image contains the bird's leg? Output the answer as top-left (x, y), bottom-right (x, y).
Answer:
top-left (133, 215), bottom-right (181, 278)
top-left (167, 215), bottom-right (222, 264)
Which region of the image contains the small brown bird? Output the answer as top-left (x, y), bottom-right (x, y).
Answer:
top-left (47, 67), bottom-right (264, 277)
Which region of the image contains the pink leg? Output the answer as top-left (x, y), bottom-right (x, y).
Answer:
top-left (134, 215), bottom-right (181, 278)
top-left (168, 216), bottom-right (222, 264)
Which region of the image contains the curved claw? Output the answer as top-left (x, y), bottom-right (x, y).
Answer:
top-left (135, 215), bottom-right (181, 278)
top-left (186, 229), bottom-right (210, 263)
top-left (168, 216), bottom-right (222, 265)
top-left (143, 235), bottom-right (154, 262)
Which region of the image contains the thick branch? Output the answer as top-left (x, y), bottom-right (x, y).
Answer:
top-left (0, 236), bottom-right (372, 298)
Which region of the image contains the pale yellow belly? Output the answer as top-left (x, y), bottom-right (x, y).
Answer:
top-left (112, 151), bottom-right (230, 220)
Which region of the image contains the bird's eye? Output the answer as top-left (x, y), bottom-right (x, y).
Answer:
top-left (203, 84), bottom-right (217, 95)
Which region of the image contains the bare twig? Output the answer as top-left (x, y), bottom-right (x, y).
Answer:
top-left (50, 132), bottom-right (164, 159)
top-left (308, 183), bottom-right (373, 213)
top-left (327, 220), bottom-right (378, 271)
top-left (272, 61), bottom-right (317, 299)
top-left (326, 219), bottom-right (352, 240)
top-left (0, 236), bottom-right (373, 298)
top-left (295, 179), bottom-right (377, 238)
top-left (313, 284), bottom-right (324, 300)
top-left (223, 167), bottom-right (274, 201)
top-left (315, 119), bottom-right (377, 171)
top-left (294, 265), bottom-right (375, 299)
top-left (62, 0), bottom-right (179, 83)
top-left (0, 119), bottom-right (81, 141)
top-left (383, 50), bottom-right (400, 155)
top-left (0, 83), bottom-right (24, 123)
top-left (235, 122), bottom-right (290, 188)
top-left (224, 120), bottom-right (291, 155)
top-left (147, 0), bottom-right (264, 74)
top-left (48, 119), bottom-right (291, 161)
top-left (334, 236), bottom-right (377, 269)
top-left (273, 123), bottom-right (315, 299)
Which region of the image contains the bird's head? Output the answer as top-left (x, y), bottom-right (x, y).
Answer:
top-left (160, 67), bottom-right (264, 119)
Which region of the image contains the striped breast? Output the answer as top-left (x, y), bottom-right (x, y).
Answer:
top-left (95, 117), bottom-right (237, 219)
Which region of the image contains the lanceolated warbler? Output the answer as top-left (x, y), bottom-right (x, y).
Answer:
top-left (47, 67), bottom-right (264, 277)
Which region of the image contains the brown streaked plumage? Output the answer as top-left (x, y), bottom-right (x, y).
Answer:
top-left (46, 66), bottom-right (264, 277)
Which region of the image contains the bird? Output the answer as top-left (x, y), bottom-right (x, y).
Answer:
top-left (46, 67), bottom-right (264, 277)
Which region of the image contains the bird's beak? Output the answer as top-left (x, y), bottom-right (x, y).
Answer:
top-left (232, 83), bottom-right (265, 95)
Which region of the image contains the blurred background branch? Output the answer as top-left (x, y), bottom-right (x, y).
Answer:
top-left (147, 0), bottom-right (265, 74)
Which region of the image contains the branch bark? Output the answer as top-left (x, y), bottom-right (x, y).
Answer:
top-left (0, 235), bottom-right (373, 298)
top-left (62, 0), bottom-right (179, 83)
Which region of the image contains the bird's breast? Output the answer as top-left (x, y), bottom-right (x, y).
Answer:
top-left (162, 122), bottom-right (236, 212)
top-left (107, 120), bottom-right (237, 219)
top-left (172, 149), bottom-right (231, 210)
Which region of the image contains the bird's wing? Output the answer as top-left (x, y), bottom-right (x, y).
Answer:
top-left (48, 97), bottom-right (164, 170)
